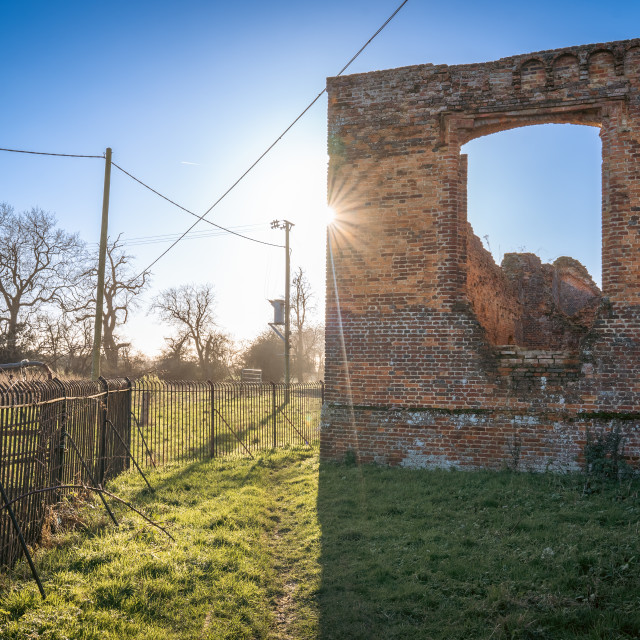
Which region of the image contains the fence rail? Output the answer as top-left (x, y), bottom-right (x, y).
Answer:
top-left (0, 378), bottom-right (323, 568)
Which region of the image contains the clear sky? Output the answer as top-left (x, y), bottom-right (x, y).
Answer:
top-left (1, 1), bottom-right (639, 356)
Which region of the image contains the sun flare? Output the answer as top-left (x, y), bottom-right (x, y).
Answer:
top-left (325, 205), bottom-right (337, 226)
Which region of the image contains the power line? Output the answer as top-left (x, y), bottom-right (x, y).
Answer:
top-left (335, 0), bottom-right (409, 76)
top-left (91, 224), bottom-right (268, 248)
top-left (122, 224), bottom-right (267, 246)
top-left (0, 147), bottom-right (104, 159)
top-left (0, 144), bottom-right (282, 249)
top-left (131, 0), bottom-right (410, 282)
top-left (111, 161), bottom-right (284, 249)
top-left (2, 0), bottom-right (410, 282)
top-left (111, 161), bottom-right (201, 221)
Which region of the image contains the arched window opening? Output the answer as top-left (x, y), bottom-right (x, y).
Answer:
top-left (461, 124), bottom-right (602, 350)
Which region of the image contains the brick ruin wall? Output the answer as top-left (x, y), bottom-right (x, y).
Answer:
top-left (465, 223), bottom-right (601, 351)
top-left (322, 39), bottom-right (640, 471)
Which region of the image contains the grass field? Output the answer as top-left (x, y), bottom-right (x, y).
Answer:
top-left (130, 383), bottom-right (322, 466)
top-left (1, 450), bottom-right (639, 639)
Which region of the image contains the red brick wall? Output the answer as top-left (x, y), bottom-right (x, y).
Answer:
top-left (323, 39), bottom-right (640, 471)
top-left (465, 225), bottom-right (520, 346)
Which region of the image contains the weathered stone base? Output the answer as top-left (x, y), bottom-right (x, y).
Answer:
top-left (321, 404), bottom-right (640, 472)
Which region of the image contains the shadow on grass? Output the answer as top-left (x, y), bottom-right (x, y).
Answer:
top-left (315, 461), bottom-right (640, 640)
top-left (118, 455), bottom-right (267, 499)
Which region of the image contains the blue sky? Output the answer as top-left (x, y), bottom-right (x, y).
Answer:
top-left (1, 1), bottom-right (638, 355)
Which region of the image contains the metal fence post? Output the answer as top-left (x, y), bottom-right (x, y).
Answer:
top-left (52, 379), bottom-right (67, 496)
top-left (207, 380), bottom-right (215, 458)
top-left (272, 382), bottom-right (277, 448)
top-left (124, 377), bottom-right (133, 471)
top-left (140, 390), bottom-right (150, 427)
top-left (97, 377), bottom-right (109, 485)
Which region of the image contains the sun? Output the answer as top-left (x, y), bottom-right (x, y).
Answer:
top-left (324, 205), bottom-right (337, 226)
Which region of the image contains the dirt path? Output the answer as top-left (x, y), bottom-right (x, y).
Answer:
top-left (264, 455), bottom-right (321, 640)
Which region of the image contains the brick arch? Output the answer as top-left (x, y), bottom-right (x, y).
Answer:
top-left (449, 107), bottom-right (621, 311)
top-left (588, 49), bottom-right (616, 84)
top-left (453, 108), bottom-right (601, 147)
top-left (519, 58), bottom-right (547, 91)
top-left (553, 53), bottom-right (580, 85)
top-left (459, 122), bottom-right (602, 351)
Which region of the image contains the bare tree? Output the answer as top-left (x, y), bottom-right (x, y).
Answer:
top-left (61, 234), bottom-right (150, 375)
top-left (0, 204), bottom-right (86, 362)
top-left (155, 333), bottom-right (196, 378)
top-left (34, 313), bottom-right (93, 375)
top-left (291, 267), bottom-right (317, 382)
top-left (151, 283), bottom-right (232, 380)
top-left (300, 324), bottom-right (324, 381)
top-left (91, 235), bottom-right (149, 373)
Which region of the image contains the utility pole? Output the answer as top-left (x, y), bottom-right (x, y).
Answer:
top-left (91, 147), bottom-right (112, 381)
top-left (271, 219), bottom-right (294, 398)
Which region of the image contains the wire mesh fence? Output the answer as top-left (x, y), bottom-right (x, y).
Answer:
top-left (0, 376), bottom-right (323, 568)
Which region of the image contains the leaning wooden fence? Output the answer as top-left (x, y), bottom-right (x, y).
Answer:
top-left (0, 377), bottom-right (323, 569)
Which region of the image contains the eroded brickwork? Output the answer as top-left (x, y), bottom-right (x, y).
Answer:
top-left (466, 229), bottom-right (601, 351)
top-left (323, 39), bottom-right (640, 471)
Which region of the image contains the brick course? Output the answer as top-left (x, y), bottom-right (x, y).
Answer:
top-left (323, 39), bottom-right (640, 471)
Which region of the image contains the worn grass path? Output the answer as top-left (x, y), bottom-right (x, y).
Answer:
top-left (263, 454), bottom-right (320, 639)
top-left (0, 448), bottom-right (321, 639)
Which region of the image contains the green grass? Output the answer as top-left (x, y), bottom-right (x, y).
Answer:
top-left (317, 464), bottom-right (640, 639)
top-left (1, 453), bottom-right (639, 639)
top-left (0, 448), bottom-right (321, 639)
top-left (130, 386), bottom-right (321, 465)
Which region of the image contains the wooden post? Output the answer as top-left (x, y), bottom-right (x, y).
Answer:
top-left (91, 147), bottom-right (112, 381)
top-left (284, 221), bottom-right (291, 401)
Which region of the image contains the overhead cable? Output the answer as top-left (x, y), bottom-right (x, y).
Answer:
top-left (334, 0), bottom-right (409, 76)
top-left (0, 147), bottom-right (104, 159)
top-left (130, 0), bottom-right (410, 282)
top-left (0, 144), bottom-right (283, 248)
top-left (92, 224), bottom-right (268, 248)
top-left (111, 161), bottom-right (284, 249)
